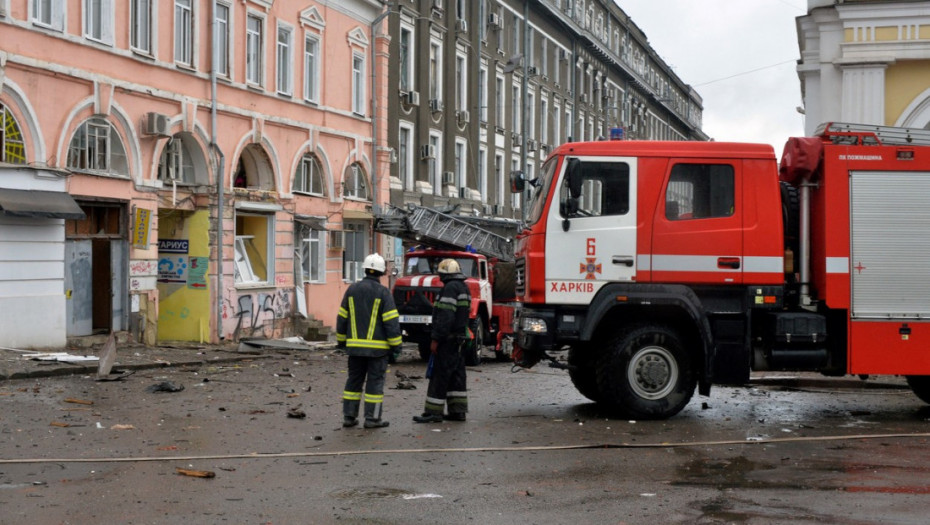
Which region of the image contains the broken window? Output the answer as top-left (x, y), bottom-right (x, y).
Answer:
top-left (235, 213), bottom-right (273, 285)
top-left (343, 162), bottom-right (369, 200)
top-left (158, 135), bottom-right (195, 184)
top-left (293, 153), bottom-right (325, 196)
top-left (297, 223), bottom-right (325, 284)
top-left (1, 103), bottom-right (26, 165)
top-left (67, 117), bottom-right (129, 177)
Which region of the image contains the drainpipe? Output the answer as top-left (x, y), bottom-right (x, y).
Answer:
top-left (211, 0), bottom-right (226, 342)
top-left (370, 3), bottom-right (392, 251)
top-left (520, 0), bottom-right (529, 223)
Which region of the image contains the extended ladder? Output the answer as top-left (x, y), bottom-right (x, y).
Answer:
top-left (375, 205), bottom-right (514, 262)
top-left (816, 122), bottom-right (930, 147)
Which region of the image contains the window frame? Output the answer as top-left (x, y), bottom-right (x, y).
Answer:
top-left (31, 0), bottom-right (65, 32)
top-left (67, 117), bottom-right (129, 177)
top-left (344, 162), bottom-right (369, 201)
top-left (84, 0), bottom-right (113, 45)
top-left (303, 33), bottom-right (320, 103)
top-left (398, 122), bottom-right (414, 191)
top-left (130, 0), bottom-right (153, 55)
top-left (246, 12), bottom-right (265, 87)
top-left (174, 0), bottom-right (194, 67)
top-left (1, 103), bottom-right (27, 165)
top-left (276, 23), bottom-right (294, 96)
top-left (351, 53), bottom-right (366, 116)
top-left (214, 1), bottom-right (231, 77)
top-left (293, 153), bottom-right (325, 196)
top-left (399, 24), bottom-right (414, 92)
top-left (234, 212), bottom-right (275, 286)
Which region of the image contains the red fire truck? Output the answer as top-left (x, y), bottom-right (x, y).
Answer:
top-left (376, 205), bottom-right (519, 364)
top-left (511, 122), bottom-right (930, 419)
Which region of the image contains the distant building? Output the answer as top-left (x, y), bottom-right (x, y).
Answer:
top-left (383, 0), bottom-right (706, 231)
top-left (797, 0), bottom-right (930, 133)
top-left (0, 0), bottom-right (389, 348)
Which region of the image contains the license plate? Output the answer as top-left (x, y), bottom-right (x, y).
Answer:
top-left (400, 315), bottom-right (432, 324)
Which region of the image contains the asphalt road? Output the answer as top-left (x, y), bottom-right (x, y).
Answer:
top-left (2, 345), bottom-right (929, 524)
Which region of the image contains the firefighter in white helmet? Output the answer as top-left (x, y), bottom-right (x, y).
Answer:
top-left (414, 258), bottom-right (471, 423)
top-left (336, 253), bottom-right (403, 429)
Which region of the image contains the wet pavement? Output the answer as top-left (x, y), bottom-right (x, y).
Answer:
top-left (1, 342), bottom-right (928, 524)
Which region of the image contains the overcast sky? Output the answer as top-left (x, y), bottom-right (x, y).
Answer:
top-left (618, 0), bottom-right (809, 154)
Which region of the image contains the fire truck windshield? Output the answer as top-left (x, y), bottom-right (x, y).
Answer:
top-left (526, 157), bottom-right (558, 226)
top-left (405, 256), bottom-right (478, 278)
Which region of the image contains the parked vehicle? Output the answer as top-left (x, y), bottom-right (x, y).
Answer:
top-left (511, 122), bottom-right (930, 419)
top-left (375, 206), bottom-right (519, 365)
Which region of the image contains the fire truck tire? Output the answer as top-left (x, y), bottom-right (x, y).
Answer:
top-left (595, 324), bottom-right (697, 420)
top-left (906, 376), bottom-right (930, 404)
top-left (568, 345), bottom-right (602, 402)
top-left (464, 318), bottom-right (485, 366)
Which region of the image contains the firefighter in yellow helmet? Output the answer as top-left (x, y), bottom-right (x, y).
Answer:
top-left (336, 253), bottom-right (403, 429)
top-left (414, 258), bottom-right (471, 423)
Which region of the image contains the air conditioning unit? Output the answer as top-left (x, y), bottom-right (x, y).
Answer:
top-left (488, 12), bottom-right (501, 27)
top-left (559, 49), bottom-right (569, 61)
top-left (458, 187), bottom-right (469, 199)
top-left (528, 66), bottom-right (539, 76)
top-left (511, 132), bottom-right (522, 143)
top-left (420, 144), bottom-right (436, 159)
top-left (455, 19), bottom-right (467, 33)
top-left (492, 204), bottom-right (504, 215)
top-left (483, 204), bottom-right (492, 215)
top-left (456, 110), bottom-right (470, 124)
top-left (432, 0), bottom-right (443, 10)
top-left (580, 93), bottom-right (589, 104)
top-left (442, 171), bottom-right (455, 185)
top-left (143, 112), bottom-right (170, 137)
top-left (527, 139), bottom-right (538, 152)
top-left (328, 230), bottom-right (345, 250)
top-left (429, 98), bottom-right (444, 112)
top-left (404, 90), bottom-right (420, 106)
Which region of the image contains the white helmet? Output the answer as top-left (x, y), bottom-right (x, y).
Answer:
top-left (362, 253), bottom-right (386, 274)
top-left (437, 258), bottom-right (461, 275)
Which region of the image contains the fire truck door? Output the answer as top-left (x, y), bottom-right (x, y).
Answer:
top-left (545, 157), bottom-right (637, 305)
top-left (650, 160), bottom-right (743, 285)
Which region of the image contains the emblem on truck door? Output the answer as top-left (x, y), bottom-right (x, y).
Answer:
top-left (580, 258), bottom-right (602, 280)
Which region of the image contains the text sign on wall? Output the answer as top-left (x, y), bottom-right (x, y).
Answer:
top-left (133, 208), bottom-right (153, 250)
top-left (157, 240), bottom-right (190, 284)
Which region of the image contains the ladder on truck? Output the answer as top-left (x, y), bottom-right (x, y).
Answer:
top-left (375, 205), bottom-right (515, 262)
top-left (816, 122), bottom-right (930, 146)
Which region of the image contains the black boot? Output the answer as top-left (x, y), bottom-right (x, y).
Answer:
top-left (364, 419), bottom-right (389, 429)
top-left (343, 416), bottom-right (358, 427)
top-left (413, 413), bottom-right (443, 423)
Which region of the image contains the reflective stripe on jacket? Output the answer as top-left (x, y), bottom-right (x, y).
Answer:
top-left (336, 276), bottom-right (403, 357)
top-left (430, 277), bottom-right (470, 341)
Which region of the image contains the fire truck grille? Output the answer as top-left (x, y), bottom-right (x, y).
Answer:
top-left (393, 287), bottom-right (440, 315)
top-left (515, 257), bottom-right (526, 297)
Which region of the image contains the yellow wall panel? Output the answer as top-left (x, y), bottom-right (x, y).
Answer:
top-left (885, 60), bottom-right (930, 126)
top-left (874, 26), bottom-right (898, 41)
top-left (157, 209), bottom-right (212, 342)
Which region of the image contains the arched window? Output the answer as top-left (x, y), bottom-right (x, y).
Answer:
top-left (343, 162), bottom-right (368, 200)
top-left (158, 135), bottom-right (196, 183)
top-left (233, 144), bottom-right (275, 191)
top-left (67, 117), bottom-right (129, 176)
top-left (293, 153), bottom-right (325, 196)
top-left (1, 103), bottom-right (26, 164)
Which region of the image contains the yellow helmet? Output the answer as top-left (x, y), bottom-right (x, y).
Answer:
top-left (437, 258), bottom-right (461, 275)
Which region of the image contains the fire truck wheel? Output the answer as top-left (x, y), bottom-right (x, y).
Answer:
top-left (464, 318), bottom-right (485, 366)
top-left (906, 376), bottom-right (930, 404)
top-left (596, 324), bottom-right (697, 420)
top-left (568, 345), bottom-right (602, 402)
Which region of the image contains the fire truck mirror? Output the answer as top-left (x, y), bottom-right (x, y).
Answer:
top-left (510, 170), bottom-right (525, 193)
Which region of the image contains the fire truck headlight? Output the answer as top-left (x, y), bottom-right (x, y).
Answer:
top-left (521, 317), bottom-right (548, 334)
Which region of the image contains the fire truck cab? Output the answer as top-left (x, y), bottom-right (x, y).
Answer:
top-left (513, 123), bottom-right (930, 419)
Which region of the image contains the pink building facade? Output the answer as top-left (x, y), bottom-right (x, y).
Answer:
top-left (0, 0), bottom-right (390, 348)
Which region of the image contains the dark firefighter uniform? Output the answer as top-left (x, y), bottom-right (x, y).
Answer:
top-left (336, 274), bottom-right (403, 427)
top-left (417, 264), bottom-right (471, 421)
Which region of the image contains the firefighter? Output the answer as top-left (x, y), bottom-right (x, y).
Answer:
top-left (413, 258), bottom-right (470, 423)
top-left (336, 253), bottom-right (403, 429)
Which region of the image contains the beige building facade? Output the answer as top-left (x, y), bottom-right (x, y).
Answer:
top-left (797, 0), bottom-right (930, 134)
top-left (0, 0), bottom-right (390, 348)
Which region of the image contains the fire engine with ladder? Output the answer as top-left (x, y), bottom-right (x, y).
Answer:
top-left (511, 122), bottom-right (930, 419)
top-left (375, 204), bottom-right (520, 365)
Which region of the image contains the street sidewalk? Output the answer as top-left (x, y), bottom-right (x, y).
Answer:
top-left (0, 338), bottom-right (338, 381)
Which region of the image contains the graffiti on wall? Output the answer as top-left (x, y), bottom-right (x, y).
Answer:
top-left (226, 288), bottom-right (292, 340)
